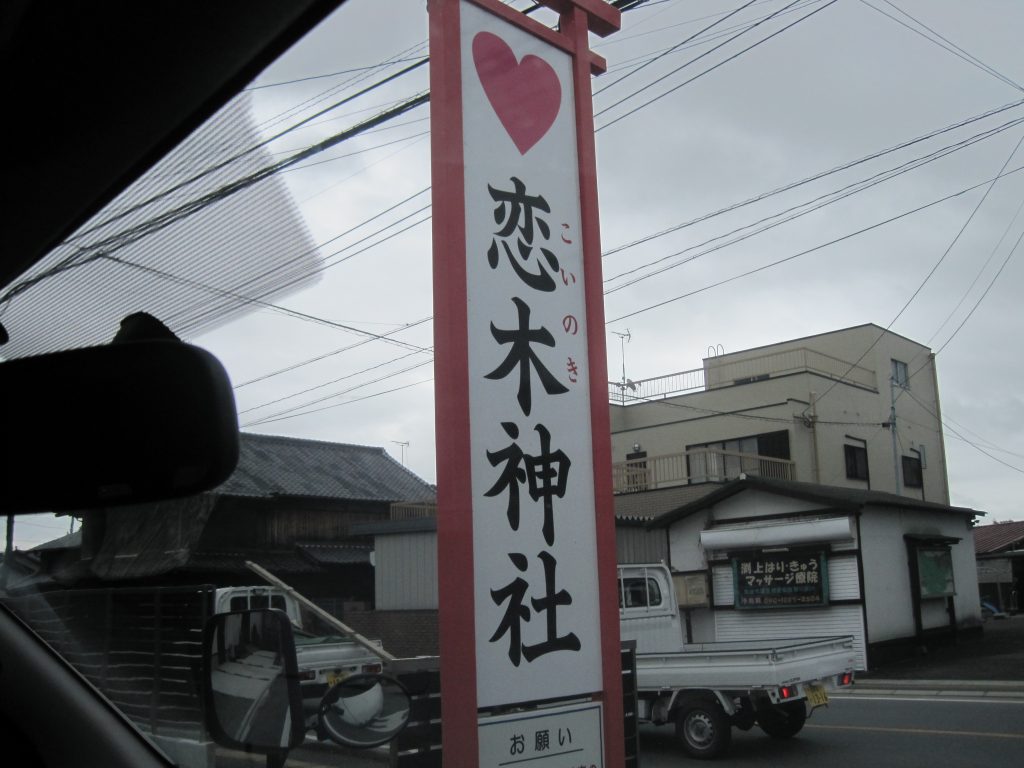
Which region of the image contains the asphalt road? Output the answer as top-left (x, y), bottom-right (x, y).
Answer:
top-left (636, 694), bottom-right (1024, 768)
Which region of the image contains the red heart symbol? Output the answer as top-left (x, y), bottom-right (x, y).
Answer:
top-left (472, 31), bottom-right (561, 156)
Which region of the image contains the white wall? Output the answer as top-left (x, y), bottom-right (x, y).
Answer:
top-left (713, 490), bottom-right (821, 521)
top-left (374, 531), bottom-right (438, 610)
top-left (609, 325), bottom-right (950, 503)
top-left (858, 509), bottom-right (980, 643)
top-left (667, 511), bottom-right (710, 571)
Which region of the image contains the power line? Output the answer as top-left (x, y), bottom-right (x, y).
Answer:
top-left (73, 92), bottom-right (430, 263)
top-left (235, 149), bottom-right (1019, 421)
top-left (606, 160), bottom-right (1024, 324)
top-left (102, 254), bottom-right (432, 354)
top-left (245, 377), bottom-right (435, 427)
top-left (68, 60), bottom-right (430, 248)
top-left (227, 109), bottom-right (1024, 401)
top-left (859, 0), bottom-right (1023, 93)
top-left (601, 98), bottom-right (1024, 259)
top-left (806, 128), bottom-right (1024, 413)
top-left (932, 222), bottom-right (1023, 357)
top-left (225, 104), bottom-right (1024, 392)
top-left (238, 349), bottom-right (427, 414)
top-left (238, 358), bottom-right (432, 423)
top-left (902, 388), bottom-right (1024, 475)
top-left (941, 412), bottom-right (1024, 461)
top-left (926, 191), bottom-right (1024, 347)
top-left (597, 0), bottom-right (839, 131)
top-left (603, 114), bottom-right (1024, 292)
top-left (594, 0), bottom-right (762, 99)
top-left (234, 317), bottom-right (433, 389)
top-left (245, 57), bottom-right (427, 91)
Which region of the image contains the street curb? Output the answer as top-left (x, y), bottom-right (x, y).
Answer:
top-left (854, 678), bottom-right (1024, 691)
top-left (846, 679), bottom-right (1024, 697)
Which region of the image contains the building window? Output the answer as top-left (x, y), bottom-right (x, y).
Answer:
top-left (844, 444), bottom-right (869, 481)
top-left (618, 577), bottom-right (663, 609)
top-left (891, 358), bottom-right (909, 389)
top-left (902, 454), bottom-right (923, 488)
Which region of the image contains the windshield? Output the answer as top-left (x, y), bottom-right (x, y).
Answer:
top-left (3, 1), bottom-right (1023, 767)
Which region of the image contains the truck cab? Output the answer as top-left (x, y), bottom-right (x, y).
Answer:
top-left (618, 563), bottom-right (688, 653)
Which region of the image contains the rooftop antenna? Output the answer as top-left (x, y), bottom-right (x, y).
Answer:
top-left (611, 329), bottom-right (632, 395)
top-left (391, 440), bottom-right (409, 466)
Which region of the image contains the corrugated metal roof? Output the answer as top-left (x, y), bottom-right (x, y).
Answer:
top-left (351, 518), bottom-right (438, 536)
top-left (216, 433), bottom-right (436, 504)
top-left (183, 551), bottom-right (323, 575)
top-left (973, 521), bottom-right (1024, 554)
top-left (614, 484), bottom-right (724, 522)
top-left (649, 477), bottom-right (980, 529)
top-left (296, 543), bottom-right (372, 565)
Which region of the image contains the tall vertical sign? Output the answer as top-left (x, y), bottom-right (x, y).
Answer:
top-left (430, 1), bottom-right (622, 766)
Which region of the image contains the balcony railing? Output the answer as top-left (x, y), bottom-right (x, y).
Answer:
top-left (704, 347), bottom-right (876, 391)
top-left (611, 448), bottom-right (795, 493)
top-left (389, 502), bottom-right (437, 520)
top-left (609, 346), bottom-right (877, 405)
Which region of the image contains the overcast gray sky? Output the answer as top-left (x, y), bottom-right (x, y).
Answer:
top-left (12, 0), bottom-right (1024, 548)
top-left (204, 0), bottom-right (1024, 523)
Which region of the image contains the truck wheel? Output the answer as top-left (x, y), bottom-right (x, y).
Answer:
top-left (675, 699), bottom-right (732, 759)
top-left (756, 701), bottom-right (807, 738)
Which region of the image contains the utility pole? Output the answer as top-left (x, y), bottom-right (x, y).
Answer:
top-left (889, 375), bottom-right (901, 494)
top-left (808, 391), bottom-right (820, 484)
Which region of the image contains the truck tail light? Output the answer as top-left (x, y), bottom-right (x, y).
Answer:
top-left (362, 662), bottom-right (383, 675)
top-left (297, 670), bottom-right (316, 681)
top-left (778, 685), bottom-right (799, 700)
top-left (837, 671), bottom-right (854, 687)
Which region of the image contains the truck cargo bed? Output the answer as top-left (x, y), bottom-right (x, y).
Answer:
top-left (634, 635), bottom-right (857, 691)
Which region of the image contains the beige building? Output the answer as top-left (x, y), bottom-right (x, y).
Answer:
top-left (609, 324), bottom-right (950, 504)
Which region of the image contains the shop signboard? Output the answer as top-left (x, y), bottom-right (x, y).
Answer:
top-left (732, 550), bottom-right (829, 609)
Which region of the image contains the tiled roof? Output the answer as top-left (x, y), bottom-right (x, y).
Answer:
top-left (973, 521), bottom-right (1024, 554)
top-left (215, 433), bottom-right (436, 504)
top-left (649, 477), bottom-right (980, 529)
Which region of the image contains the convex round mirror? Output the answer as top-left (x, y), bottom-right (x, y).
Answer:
top-left (318, 674), bottom-right (411, 749)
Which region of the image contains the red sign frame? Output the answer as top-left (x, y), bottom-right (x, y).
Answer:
top-left (430, 1), bottom-right (623, 764)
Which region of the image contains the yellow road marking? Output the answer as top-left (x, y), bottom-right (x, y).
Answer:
top-left (806, 724), bottom-right (1024, 740)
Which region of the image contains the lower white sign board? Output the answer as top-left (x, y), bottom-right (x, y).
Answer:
top-left (478, 701), bottom-right (603, 768)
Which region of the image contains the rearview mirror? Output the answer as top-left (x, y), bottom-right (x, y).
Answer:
top-left (202, 609), bottom-right (304, 754)
top-left (0, 339), bottom-right (238, 513)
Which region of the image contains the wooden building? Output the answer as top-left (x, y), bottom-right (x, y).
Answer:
top-left (26, 432), bottom-right (436, 612)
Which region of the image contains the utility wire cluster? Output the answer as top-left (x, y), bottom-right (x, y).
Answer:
top-left (5, 1), bottom-right (1021, 475)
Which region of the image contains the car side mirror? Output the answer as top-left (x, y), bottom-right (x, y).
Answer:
top-left (202, 609), bottom-right (304, 754)
top-left (318, 674), bottom-right (411, 749)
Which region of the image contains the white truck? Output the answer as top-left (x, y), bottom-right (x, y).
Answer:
top-left (619, 564), bottom-right (857, 759)
top-left (213, 585), bottom-right (384, 726)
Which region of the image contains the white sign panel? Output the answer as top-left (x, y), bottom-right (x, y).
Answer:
top-left (479, 702), bottom-right (604, 768)
top-left (461, 0), bottom-right (603, 707)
